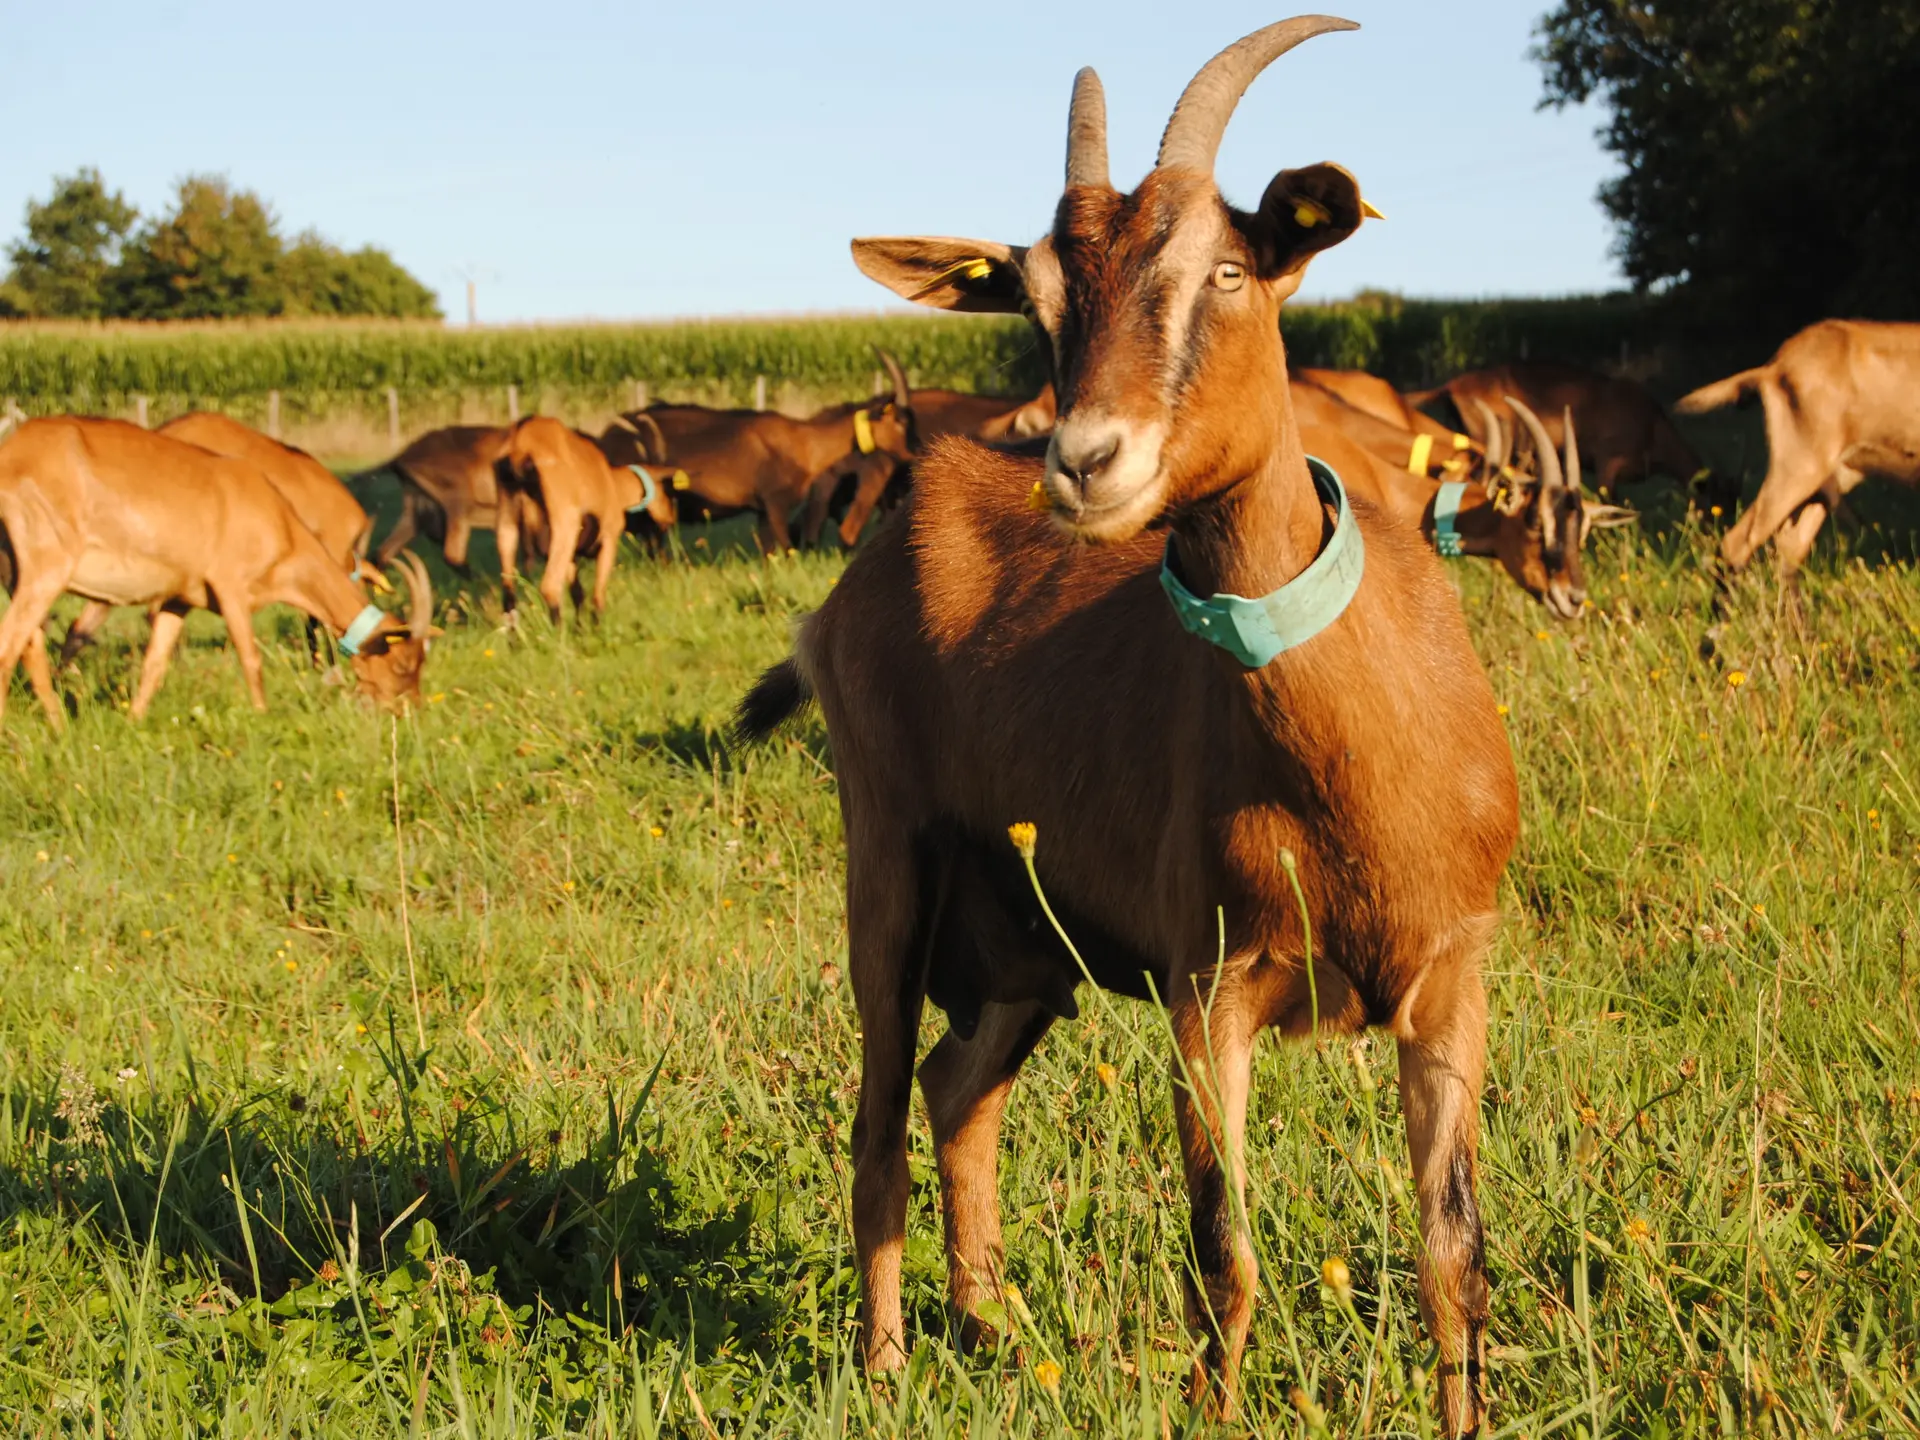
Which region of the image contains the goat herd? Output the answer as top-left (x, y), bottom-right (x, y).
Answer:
top-left (4, 15), bottom-right (1917, 1437)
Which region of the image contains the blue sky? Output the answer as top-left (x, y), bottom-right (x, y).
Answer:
top-left (0, 2), bottom-right (1617, 322)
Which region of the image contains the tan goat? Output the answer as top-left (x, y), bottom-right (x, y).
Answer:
top-left (1678, 319), bottom-right (1920, 573)
top-left (0, 418), bottom-right (432, 724)
top-left (494, 415), bottom-right (678, 624)
top-left (736, 20), bottom-right (1516, 1435)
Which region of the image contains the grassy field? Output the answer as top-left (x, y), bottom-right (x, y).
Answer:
top-left (3, 458), bottom-right (1919, 1437)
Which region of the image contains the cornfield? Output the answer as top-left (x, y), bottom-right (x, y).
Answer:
top-left (0, 293), bottom-right (1680, 425)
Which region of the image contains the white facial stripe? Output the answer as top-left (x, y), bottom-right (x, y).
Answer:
top-left (1156, 205), bottom-right (1231, 385)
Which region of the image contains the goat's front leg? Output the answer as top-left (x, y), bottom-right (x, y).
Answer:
top-left (919, 999), bottom-right (1053, 1348)
top-left (1169, 967), bottom-right (1257, 1418)
top-left (847, 835), bottom-right (928, 1373)
top-left (1399, 964), bottom-right (1492, 1438)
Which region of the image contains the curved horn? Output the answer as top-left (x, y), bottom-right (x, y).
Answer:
top-left (1066, 67), bottom-right (1111, 189)
top-left (874, 346), bottom-right (912, 413)
top-left (626, 411), bottom-right (667, 463)
top-left (1561, 404), bottom-right (1581, 494)
top-left (400, 552), bottom-right (434, 641)
top-left (1470, 398), bottom-right (1506, 475)
top-left (1156, 16), bottom-right (1359, 174)
top-left (1505, 396), bottom-right (1563, 492)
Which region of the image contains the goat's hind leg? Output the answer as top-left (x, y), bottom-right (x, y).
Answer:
top-left (1397, 955), bottom-right (1492, 1438)
top-left (920, 997), bottom-right (1053, 1349)
top-left (846, 821), bottom-right (931, 1374)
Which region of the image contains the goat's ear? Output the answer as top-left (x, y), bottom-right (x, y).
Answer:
top-left (851, 237), bottom-right (1027, 313)
top-left (1242, 163), bottom-right (1367, 287)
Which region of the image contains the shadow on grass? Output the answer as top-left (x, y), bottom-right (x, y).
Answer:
top-left (1, 1034), bottom-right (780, 1360)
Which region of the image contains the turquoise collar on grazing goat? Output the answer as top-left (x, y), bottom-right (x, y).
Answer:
top-left (1432, 480), bottom-right (1468, 558)
top-left (627, 464), bottom-right (658, 511)
top-left (338, 604), bottom-right (387, 658)
top-left (1159, 456), bottom-right (1364, 668)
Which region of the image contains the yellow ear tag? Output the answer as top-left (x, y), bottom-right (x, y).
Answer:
top-left (1027, 481), bottom-right (1051, 514)
top-left (1407, 432), bottom-right (1434, 475)
top-left (1360, 198), bottom-right (1387, 220)
top-left (1452, 432), bottom-right (1472, 449)
top-left (963, 258), bottom-right (993, 280)
top-left (853, 409), bottom-right (876, 455)
top-left (671, 470), bottom-right (691, 491)
top-left (1292, 198), bottom-right (1330, 229)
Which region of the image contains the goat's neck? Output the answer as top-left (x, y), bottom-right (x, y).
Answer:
top-left (1168, 410), bottom-right (1331, 603)
top-left (267, 544), bottom-right (371, 634)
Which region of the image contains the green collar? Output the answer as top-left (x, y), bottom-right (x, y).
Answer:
top-left (1159, 456), bottom-right (1364, 668)
top-left (1432, 480), bottom-right (1468, 558)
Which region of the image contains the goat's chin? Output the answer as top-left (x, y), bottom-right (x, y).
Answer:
top-left (1049, 475), bottom-right (1169, 544)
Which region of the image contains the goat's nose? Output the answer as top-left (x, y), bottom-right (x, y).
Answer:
top-left (1054, 432), bottom-right (1119, 486)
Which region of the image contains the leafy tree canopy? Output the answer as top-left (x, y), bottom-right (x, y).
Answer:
top-left (1535, 0), bottom-right (1920, 340)
top-left (3, 169), bottom-right (139, 319)
top-left (3, 171), bottom-right (441, 321)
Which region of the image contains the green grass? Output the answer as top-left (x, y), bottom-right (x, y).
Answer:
top-left (3, 461), bottom-right (1919, 1437)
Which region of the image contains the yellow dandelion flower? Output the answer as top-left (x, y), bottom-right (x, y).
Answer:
top-left (284, 959), bottom-right (298, 974)
top-left (226, 853), bottom-right (238, 864)
top-left (1753, 903), bottom-right (1765, 916)
top-left (1008, 821), bottom-right (1037, 859)
top-left (562, 880), bottom-right (575, 892)
top-left (649, 825), bottom-right (665, 838)
top-left (140, 929), bottom-right (152, 939)
top-left (1535, 629), bottom-right (1551, 641)
top-left (483, 648), bottom-right (495, 659)
top-left (1496, 703), bottom-right (1510, 717)
top-left (1321, 1256), bottom-right (1353, 1304)
top-left (1868, 809), bottom-right (1880, 820)
top-left (721, 898), bottom-right (734, 909)
top-left (1033, 1358), bottom-right (1062, 1395)
top-left (1710, 505), bottom-right (1723, 517)
top-left (355, 1022), bottom-right (367, 1035)
top-left (429, 693), bottom-right (446, 705)
top-left (1625, 1216), bottom-right (1653, 1244)
top-left (1096, 1062), bottom-right (1118, 1090)
top-left (1726, 670), bottom-right (1748, 687)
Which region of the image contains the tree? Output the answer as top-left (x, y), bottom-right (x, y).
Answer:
top-left (1535, 0), bottom-right (1920, 340)
top-left (3, 169), bottom-right (139, 318)
top-left (279, 232), bottom-right (442, 319)
top-left (107, 175), bottom-right (286, 319)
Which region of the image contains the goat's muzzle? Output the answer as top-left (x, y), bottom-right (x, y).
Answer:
top-left (1043, 413), bottom-right (1167, 540)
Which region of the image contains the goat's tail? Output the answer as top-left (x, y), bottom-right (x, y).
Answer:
top-left (1675, 365), bottom-right (1770, 415)
top-left (734, 657), bottom-right (813, 745)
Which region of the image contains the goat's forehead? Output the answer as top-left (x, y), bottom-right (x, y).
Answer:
top-left (1052, 177), bottom-right (1230, 284)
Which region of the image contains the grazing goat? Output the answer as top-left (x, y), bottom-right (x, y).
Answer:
top-left (0, 418), bottom-right (432, 724)
top-left (1298, 385), bottom-right (1633, 617)
top-left (494, 416), bottom-right (678, 624)
top-left (633, 352), bottom-right (916, 550)
top-left (800, 386), bottom-right (1059, 548)
top-left (1677, 320), bottom-right (1920, 575)
top-left (61, 411), bottom-right (383, 662)
top-left (1418, 362), bottom-right (1715, 504)
top-left (735, 20), bottom-right (1516, 1434)
top-left (368, 425), bottom-right (521, 571)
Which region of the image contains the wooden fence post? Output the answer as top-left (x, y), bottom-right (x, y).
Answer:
top-left (267, 390), bottom-right (281, 438)
top-left (633, 379), bottom-right (648, 411)
top-left (387, 387), bottom-right (400, 448)
top-left (135, 395), bottom-right (149, 429)
top-left (508, 384), bottom-right (520, 422)
top-left (754, 375), bottom-right (767, 411)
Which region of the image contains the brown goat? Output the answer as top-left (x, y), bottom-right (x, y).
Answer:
top-left (1296, 366), bottom-right (1468, 451)
top-left (367, 425), bottom-right (516, 570)
top-left (735, 21), bottom-right (1516, 1434)
top-left (799, 385), bottom-right (1059, 548)
top-left (494, 416), bottom-right (678, 623)
top-left (0, 418), bottom-right (432, 724)
top-left (1297, 384), bottom-right (1632, 617)
top-left (634, 352), bottom-right (916, 550)
top-left (1420, 362), bottom-right (1713, 503)
top-left (60, 411), bottom-right (383, 662)
top-left (1677, 320), bottom-right (1920, 574)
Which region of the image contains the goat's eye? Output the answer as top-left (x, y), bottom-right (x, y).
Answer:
top-left (1210, 261), bottom-right (1247, 292)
